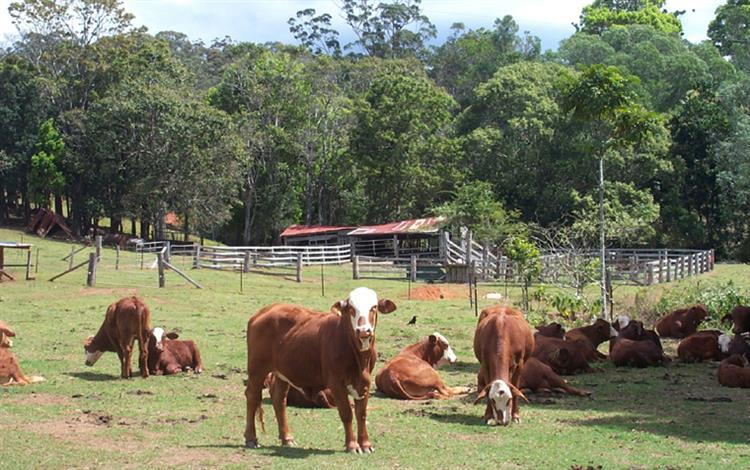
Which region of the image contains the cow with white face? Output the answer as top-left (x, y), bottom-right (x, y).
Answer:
top-left (375, 332), bottom-right (465, 400)
top-left (147, 327), bottom-right (204, 375)
top-left (244, 287), bottom-right (396, 453)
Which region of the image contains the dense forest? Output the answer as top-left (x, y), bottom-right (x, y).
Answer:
top-left (1, 0), bottom-right (750, 260)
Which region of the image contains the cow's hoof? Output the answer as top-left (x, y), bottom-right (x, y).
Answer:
top-left (360, 445), bottom-right (374, 453)
top-left (486, 419), bottom-right (499, 426)
top-left (245, 440), bottom-right (260, 449)
top-left (346, 445), bottom-right (362, 454)
top-left (281, 438), bottom-right (296, 447)
top-left (512, 416), bottom-right (521, 424)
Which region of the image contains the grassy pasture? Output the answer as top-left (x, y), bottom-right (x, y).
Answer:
top-left (0, 227), bottom-right (749, 469)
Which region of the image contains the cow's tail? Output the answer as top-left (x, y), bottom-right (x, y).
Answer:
top-left (256, 405), bottom-right (265, 433)
top-left (136, 298), bottom-right (152, 377)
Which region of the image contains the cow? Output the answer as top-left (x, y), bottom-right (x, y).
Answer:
top-left (147, 327), bottom-right (204, 375)
top-left (610, 332), bottom-right (668, 368)
top-left (613, 315), bottom-right (631, 332)
top-left (264, 373), bottom-right (336, 408)
top-left (244, 287), bottom-right (396, 453)
top-left (0, 321), bottom-right (45, 386)
top-left (721, 305), bottom-right (750, 334)
top-left (717, 354), bottom-right (750, 388)
top-left (518, 357), bottom-right (590, 397)
top-left (564, 318), bottom-right (617, 361)
top-left (535, 322), bottom-right (566, 339)
top-left (532, 335), bottom-right (597, 375)
top-left (677, 330), bottom-right (731, 363)
top-left (655, 304), bottom-right (708, 338)
top-left (83, 297), bottom-right (152, 379)
top-left (375, 332), bottom-right (463, 400)
top-left (727, 332), bottom-right (750, 359)
top-left (473, 306), bottom-right (534, 426)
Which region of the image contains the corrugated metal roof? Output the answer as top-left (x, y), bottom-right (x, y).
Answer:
top-left (280, 224), bottom-right (355, 238)
top-left (347, 217), bottom-right (445, 236)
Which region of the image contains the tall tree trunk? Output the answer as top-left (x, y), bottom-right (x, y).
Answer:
top-left (55, 195), bottom-right (64, 215)
top-left (140, 220), bottom-right (150, 240)
top-left (0, 184), bottom-right (5, 225)
top-left (183, 212), bottom-right (190, 241)
top-left (110, 215), bottom-right (121, 233)
top-left (131, 218), bottom-right (136, 236)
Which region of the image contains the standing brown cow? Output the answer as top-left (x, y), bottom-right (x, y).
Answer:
top-left (473, 306), bottom-right (534, 426)
top-left (244, 287), bottom-right (396, 453)
top-left (83, 297), bottom-right (152, 379)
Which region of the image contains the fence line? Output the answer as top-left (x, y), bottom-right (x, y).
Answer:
top-left (194, 244), bottom-right (351, 271)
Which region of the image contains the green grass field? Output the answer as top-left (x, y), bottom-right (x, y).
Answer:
top-left (1, 227), bottom-right (749, 469)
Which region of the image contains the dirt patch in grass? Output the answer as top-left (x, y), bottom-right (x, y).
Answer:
top-left (4, 392), bottom-right (73, 407)
top-left (409, 285), bottom-right (468, 301)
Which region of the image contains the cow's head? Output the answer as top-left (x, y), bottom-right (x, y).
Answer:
top-left (331, 287), bottom-right (396, 351)
top-left (723, 306), bottom-right (750, 334)
top-left (150, 327), bottom-right (179, 353)
top-left (427, 332), bottom-right (457, 368)
top-left (718, 334), bottom-right (732, 354)
top-left (474, 379), bottom-right (528, 426)
top-left (687, 305), bottom-right (708, 325)
top-left (535, 322), bottom-right (565, 339)
top-left (591, 318), bottom-right (618, 341)
top-left (83, 336), bottom-right (104, 366)
top-left (0, 321), bottom-right (15, 348)
top-left (619, 320), bottom-right (646, 341)
top-left (614, 315), bottom-right (631, 332)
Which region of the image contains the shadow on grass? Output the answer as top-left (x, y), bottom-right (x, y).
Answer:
top-left (66, 371), bottom-right (121, 381)
top-left (188, 443), bottom-right (336, 458)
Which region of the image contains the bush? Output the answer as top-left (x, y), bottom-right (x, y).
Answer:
top-left (649, 280), bottom-right (750, 329)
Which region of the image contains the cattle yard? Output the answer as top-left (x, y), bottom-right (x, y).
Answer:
top-left (0, 227), bottom-right (749, 469)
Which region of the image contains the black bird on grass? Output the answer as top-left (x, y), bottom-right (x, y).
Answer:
top-left (407, 315), bottom-right (417, 325)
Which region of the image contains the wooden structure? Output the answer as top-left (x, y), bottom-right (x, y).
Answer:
top-left (0, 242), bottom-right (34, 281)
top-left (280, 225), bottom-right (355, 246)
top-left (348, 217), bottom-right (444, 258)
top-left (27, 208), bottom-right (74, 239)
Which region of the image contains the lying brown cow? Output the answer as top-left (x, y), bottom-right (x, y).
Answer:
top-left (722, 305), bottom-right (750, 334)
top-left (473, 306), bottom-right (533, 426)
top-left (717, 354), bottom-right (750, 388)
top-left (519, 357), bottom-right (590, 397)
top-left (656, 304), bottom-right (708, 338)
top-left (376, 332), bottom-right (462, 400)
top-left (610, 332), bottom-right (668, 368)
top-left (244, 287), bottom-right (396, 453)
top-left (677, 330), bottom-right (731, 363)
top-left (533, 335), bottom-right (596, 375)
top-left (265, 373), bottom-right (336, 408)
top-left (728, 332), bottom-right (750, 359)
top-left (83, 297), bottom-right (152, 379)
top-left (565, 318), bottom-right (617, 361)
top-left (0, 321), bottom-right (45, 386)
top-left (535, 322), bottom-right (565, 338)
top-left (147, 327), bottom-right (204, 375)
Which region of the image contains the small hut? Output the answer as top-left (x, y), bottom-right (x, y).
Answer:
top-left (280, 225), bottom-right (355, 246)
top-left (348, 217), bottom-right (444, 258)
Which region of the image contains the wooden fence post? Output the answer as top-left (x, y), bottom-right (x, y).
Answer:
top-left (353, 255), bottom-right (360, 280)
top-left (35, 248), bottom-right (40, 274)
top-left (465, 231), bottom-right (473, 266)
top-left (710, 249), bottom-right (715, 270)
top-left (115, 245), bottom-right (120, 270)
top-left (482, 243), bottom-right (489, 281)
top-left (193, 245), bottom-right (201, 269)
top-left (410, 255), bottom-right (417, 282)
top-left (86, 253), bottom-right (97, 287)
top-left (296, 253), bottom-right (303, 283)
top-left (25, 249), bottom-right (32, 280)
top-left (165, 241), bottom-right (172, 264)
top-left (243, 252), bottom-right (250, 273)
top-left (157, 250), bottom-right (165, 288)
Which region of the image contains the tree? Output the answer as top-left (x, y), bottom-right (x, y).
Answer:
top-left (27, 119), bottom-right (65, 212)
top-left (577, 0), bottom-right (683, 36)
top-left (350, 68), bottom-right (460, 223)
top-left (288, 9), bottom-right (341, 56)
top-left (708, 0), bottom-right (750, 73)
top-left (505, 236), bottom-right (541, 313)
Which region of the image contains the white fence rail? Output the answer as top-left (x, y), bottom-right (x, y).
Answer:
top-left (194, 244), bottom-right (351, 271)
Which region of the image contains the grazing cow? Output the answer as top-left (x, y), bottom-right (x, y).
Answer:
top-left (677, 330), bottom-right (731, 363)
top-left (532, 336), bottom-right (596, 375)
top-left (717, 354), bottom-right (750, 388)
top-left (244, 287), bottom-right (396, 453)
top-left (375, 332), bottom-right (462, 400)
top-left (564, 319), bottom-right (617, 361)
top-left (264, 373), bottom-right (336, 408)
top-left (656, 305), bottom-right (708, 338)
top-left (0, 321), bottom-right (45, 386)
top-left (83, 297), bottom-right (152, 379)
top-left (727, 332), bottom-right (750, 359)
top-left (147, 327), bottom-right (204, 375)
top-left (519, 357), bottom-right (590, 397)
top-left (473, 306), bottom-right (534, 426)
top-left (722, 306), bottom-right (750, 334)
top-left (610, 332), bottom-right (667, 368)
top-left (535, 322), bottom-right (566, 339)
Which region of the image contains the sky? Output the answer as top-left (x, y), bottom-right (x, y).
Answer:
top-left (0, 0), bottom-right (727, 52)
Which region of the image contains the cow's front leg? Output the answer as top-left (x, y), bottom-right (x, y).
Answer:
top-left (270, 376), bottom-right (295, 446)
top-left (354, 387), bottom-right (373, 453)
top-left (330, 386), bottom-right (358, 453)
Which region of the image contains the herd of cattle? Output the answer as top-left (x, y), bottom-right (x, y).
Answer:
top-left (1, 287), bottom-right (750, 453)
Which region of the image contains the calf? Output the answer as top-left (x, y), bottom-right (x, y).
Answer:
top-left (656, 304), bottom-right (708, 338)
top-left (83, 297), bottom-right (152, 379)
top-left (0, 321), bottom-right (45, 386)
top-left (519, 357), bottom-right (590, 397)
top-left (375, 332), bottom-right (461, 400)
top-left (147, 327), bottom-right (204, 375)
top-left (717, 354), bottom-right (750, 388)
top-left (721, 305), bottom-right (750, 334)
top-left (677, 330), bottom-right (731, 363)
top-left (244, 287), bottom-right (396, 453)
top-left (535, 322), bottom-right (565, 338)
top-left (564, 318), bottom-right (617, 361)
top-left (610, 333), bottom-right (667, 368)
top-left (532, 335), bottom-right (596, 375)
top-left (473, 306), bottom-right (534, 426)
